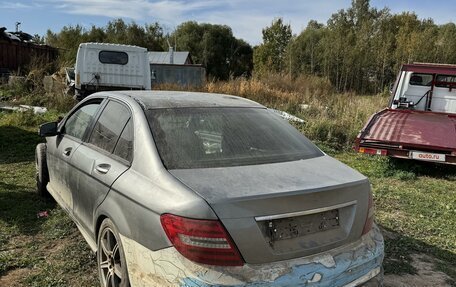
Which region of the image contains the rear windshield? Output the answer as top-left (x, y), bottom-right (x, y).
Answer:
top-left (409, 73), bottom-right (433, 86)
top-left (146, 108), bottom-right (323, 169)
top-left (99, 51), bottom-right (128, 65)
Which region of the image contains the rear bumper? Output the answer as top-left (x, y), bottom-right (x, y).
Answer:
top-left (120, 224), bottom-right (384, 287)
top-left (358, 268), bottom-right (383, 287)
top-left (355, 143), bottom-right (456, 165)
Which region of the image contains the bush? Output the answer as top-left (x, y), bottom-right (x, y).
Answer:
top-left (0, 110), bottom-right (60, 128)
top-left (0, 53), bottom-right (76, 114)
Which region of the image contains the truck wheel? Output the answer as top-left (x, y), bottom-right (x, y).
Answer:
top-left (74, 90), bottom-right (84, 101)
top-left (74, 89), bottom-right (90, 101)
top-left (97, 218), bottom-right (130, 287)
top-left (35, 143), bottom-right (50, 197)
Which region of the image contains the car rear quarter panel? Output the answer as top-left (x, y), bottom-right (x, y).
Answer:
top-left (96, 168), bottom-right (218, 251)
top-left (93, 93), bottom-right (217, 251)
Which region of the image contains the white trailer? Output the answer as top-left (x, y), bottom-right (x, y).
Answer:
top-left (74, 43), bottom-right (151, 100)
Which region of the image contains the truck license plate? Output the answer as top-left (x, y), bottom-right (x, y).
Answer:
top-left (410, 151), bottom-right (446, 162)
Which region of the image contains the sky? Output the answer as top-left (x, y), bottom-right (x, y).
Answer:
top-left (1, 0), bottom-right (455, 45)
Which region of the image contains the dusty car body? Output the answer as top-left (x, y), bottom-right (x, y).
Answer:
top-left (37, 91), bottom-right (384, 286)
top-left (355, 63), bottom-right (456, 164)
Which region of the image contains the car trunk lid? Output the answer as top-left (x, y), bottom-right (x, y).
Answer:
top-left (169, 155), bottom-right (370, 264)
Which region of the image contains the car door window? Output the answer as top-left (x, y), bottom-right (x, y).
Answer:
top-left (89, 101), bottom-right (131, 153)
top-left (113, 118), bottom-right (133, 162)
top-left (64, 102), bottom-right (101, 140)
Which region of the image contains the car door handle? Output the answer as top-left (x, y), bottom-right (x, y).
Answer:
top-left (95, 163), bottom-right (111, 174)
top-left (62, 147), bottom-right (72, 157)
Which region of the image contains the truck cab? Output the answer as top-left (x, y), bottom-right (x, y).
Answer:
top-left (74, 43), bottom-right (151, 100)
top-left (390, 64), bottom-right (456, 112)
top-left (355, 63), bottom-right (456, 165)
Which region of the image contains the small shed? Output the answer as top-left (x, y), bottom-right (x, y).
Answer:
top-left (148, 48), bottom-right (205, 87)
top-left (148, 50), bottom-right (193, 65)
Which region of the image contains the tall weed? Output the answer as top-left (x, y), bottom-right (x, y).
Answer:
top-left (2, 72), bottom-right (388, 150)
top-left (158, 75), bottom-right (388, 150)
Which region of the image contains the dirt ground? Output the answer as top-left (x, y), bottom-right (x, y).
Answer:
top-left (0, 269), bottom-right (30, 287)
top-left (384, 254), bottom-right (453, 287)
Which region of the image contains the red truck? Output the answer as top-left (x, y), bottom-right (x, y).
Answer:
top-left (355, 63), bottom-right (456, 165)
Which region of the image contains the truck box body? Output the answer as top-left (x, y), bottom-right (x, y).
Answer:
top-left (74, 43), bottom-right (151, 99)
top-left (355, 63), bottom-right (456, 165)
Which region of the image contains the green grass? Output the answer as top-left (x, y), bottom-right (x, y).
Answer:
top-left (333, 152), bottom-right (456, 283)
top-left (0, 111), bottom-right (97, 286)
top-left (0, 106), bottom-right (455, 285)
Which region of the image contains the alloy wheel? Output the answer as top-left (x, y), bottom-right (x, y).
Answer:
top-left (99, 227), bottom-right (123, 287)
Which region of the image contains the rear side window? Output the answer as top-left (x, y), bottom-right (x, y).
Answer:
top-left (64, 102), bottom-right (101, 140)
top-left (89, 101), bottom-right (131, 153)
top-left (409, 73), bottom-right (433, 86)
top-left (113, 118), bottom-right (133, 162)
top-left (435, 75), bottom-right (456, 88)
top-left (99, 51), bottom-right (128, 65)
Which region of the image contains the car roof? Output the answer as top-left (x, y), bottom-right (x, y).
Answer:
top-left (105, 90), bottom-right (265, 109)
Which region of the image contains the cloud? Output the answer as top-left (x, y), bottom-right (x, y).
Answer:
top-left (0, 0), bottom-right (456, 45)
top-left (42, 0), bottom-right (150, 19)
top-left (0, 0), bottom-right (352, 43)
top-left (37, 0), bottom-right (224, 21)
top-left (6, 0), bottom-right (452, 44)
top-left (173, 0), bottom-right (351, 44)
top-left (10, 0), bottom-right (350, 43)
top-left (0, 1), bottom-right (34, 9)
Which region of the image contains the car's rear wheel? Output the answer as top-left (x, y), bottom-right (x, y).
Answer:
top-left (97, 218), bottom-right (130, 287)
top-left (35, 143), bottom-right (49, 197)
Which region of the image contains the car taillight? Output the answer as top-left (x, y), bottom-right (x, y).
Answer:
top-left (160, 214), bottom-right (244, 266)
top-left (362, 192), bottom-right (375, 235)
top-left (358, 147), bottom-right (387, 156)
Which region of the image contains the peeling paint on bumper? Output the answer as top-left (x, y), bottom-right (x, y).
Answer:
top-left (120, 224), bottom-right (384, 287)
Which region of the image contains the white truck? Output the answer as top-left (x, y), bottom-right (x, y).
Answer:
top-left (73, 43), bottom-right (151, 100)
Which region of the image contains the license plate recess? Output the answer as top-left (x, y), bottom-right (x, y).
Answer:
top-left (266, 209), bottom-right (340, 242)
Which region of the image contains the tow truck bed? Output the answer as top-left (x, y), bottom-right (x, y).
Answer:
top-left (355, 109), bottom-right (456, 164)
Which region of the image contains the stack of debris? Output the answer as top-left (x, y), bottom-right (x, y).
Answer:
top-left (0, 27), bottom-right (33, 43)
top-left (43, 68), bottom-right (68, 96)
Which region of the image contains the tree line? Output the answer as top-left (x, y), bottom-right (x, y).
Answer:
top-left (256, 0), bottom-right (456, 93)
top-left (45, 19), bottom-right (253, 81)
top-left (45, 0), bottom-right (456, 93)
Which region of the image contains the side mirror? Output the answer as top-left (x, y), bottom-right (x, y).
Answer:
top-left (39, 122), bottom-right (58, 137)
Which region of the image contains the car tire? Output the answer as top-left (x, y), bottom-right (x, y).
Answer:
top-left (35, 143), bottom-right (49, 197)
top-left (97, 218), bottom-right (130, 287)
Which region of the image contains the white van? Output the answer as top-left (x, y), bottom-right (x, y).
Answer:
top-left (74, 43), bottom-right (151, 100)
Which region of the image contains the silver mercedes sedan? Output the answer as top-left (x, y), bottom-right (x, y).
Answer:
top-left (36, 91), bottom-right (384, 287)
